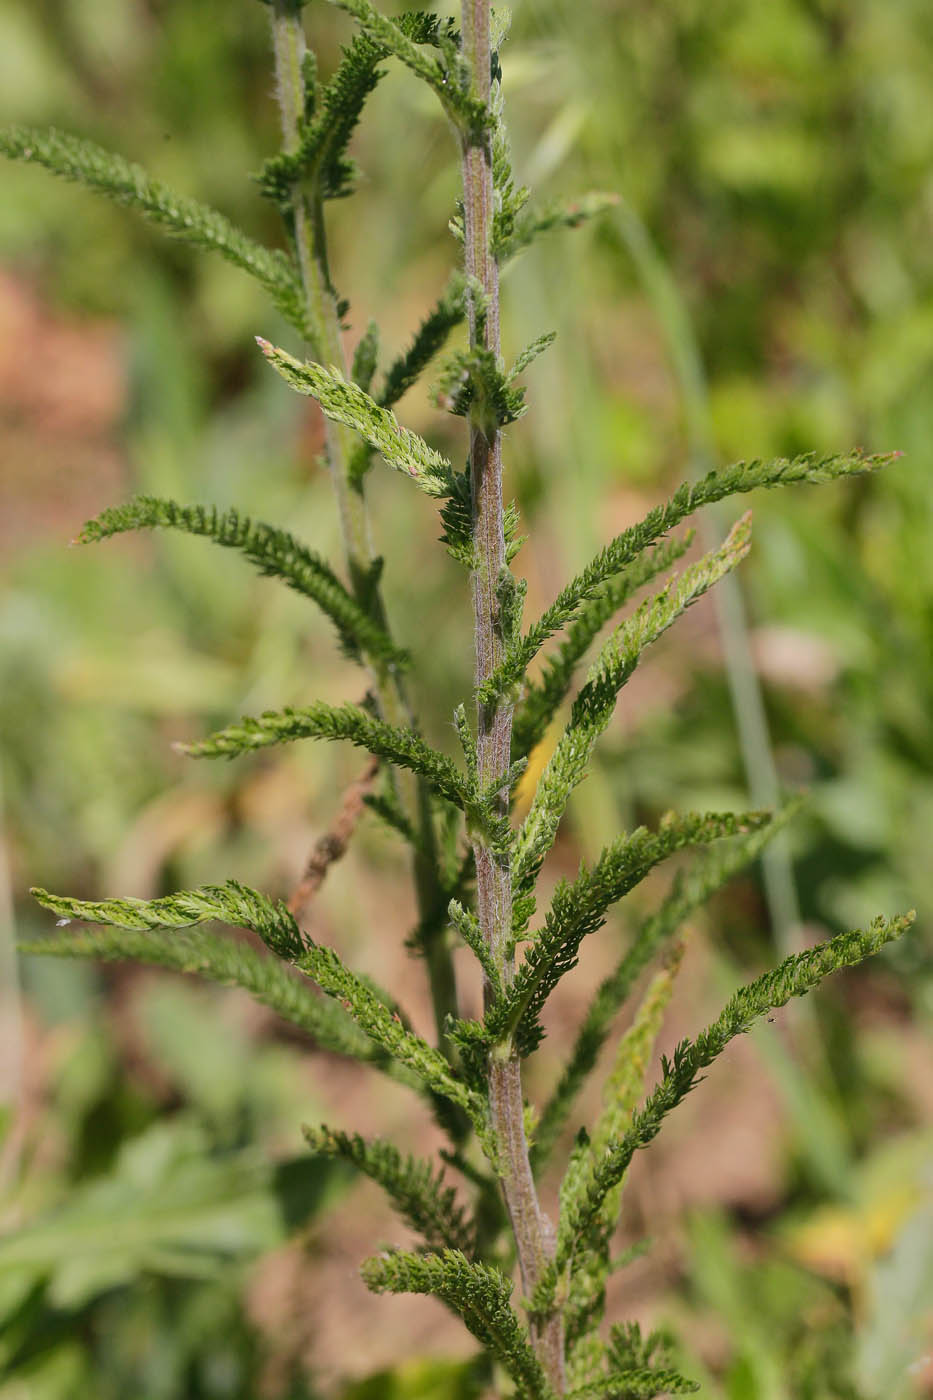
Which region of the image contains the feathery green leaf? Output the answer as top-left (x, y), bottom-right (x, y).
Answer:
top-left (362, 1249), bottom-right (553, 1399)
top-left (560, 949), bottom-right (687, 1349)
top-left (180, 701), bottom-right (470, 810)
top-left (0, 125), bottom-right (307, 335)
top-left (380, 275), bottom-right (466, 410)
top-left (256, 340), bottom-right (454, 497)
top-left (77, 496), bottom-right (406, 668)
top-left (32, 880), bottom-right (305, 958)
top-left (496, 191), bottom-right (619, 261)
top-left (304, 1125), bottom-right (476, 1252)
top-left (327, 0), bottom-right (488, 134)
top-left (569, 1369), bottom-right (698, 1398)
top-left (513, 532), bottom-right (693, 758)
top-left (18, 925), bottom-right (377, 1064)
top-left (508, 331), bottom-right (557, 381)
top-left (352, 320), bottom-right (381, 391)
top-left (449, 899), bottom-right (501, 996)
top-left (491, 809), bottom-right (769, 1055)
top-left (533, 806), bottom-right (799, 1166)
top-left (543, 910), bottom-right (915, 1302)
top-left (483, 450), bottom-right (896, 706)
top-left (31, 883), bottom-right (485, 1128)
top-left (512, 518), bottom-right (752, 896)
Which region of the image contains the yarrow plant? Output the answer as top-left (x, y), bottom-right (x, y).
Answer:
top-left (5, 0), bottom-right (914, 1394)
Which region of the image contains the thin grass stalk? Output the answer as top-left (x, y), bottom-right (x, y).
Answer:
top-left (268, 0), bottom-right (458, 1053)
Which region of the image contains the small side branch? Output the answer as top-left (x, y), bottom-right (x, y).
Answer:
top-left (288, 756), bottom-right (380, 919)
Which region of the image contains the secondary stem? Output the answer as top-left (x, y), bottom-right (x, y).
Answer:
top-left (268, 1), bottom-right (458, 1056)
top-left (459, 2), bottom-right (564, 1390)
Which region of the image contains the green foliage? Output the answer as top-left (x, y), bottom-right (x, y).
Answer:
top-left (77, 495), bottom-right (407, 667)
top-left (259, 13), bottom-right (445, 204)
top-left (536, 910), bottom-right (915, 1313)
top-left (378, 275), bottom-right (467, 410)
top-left (0, 125), bottom-right (308, 337)
top-left (304, 1124), bottom-right (476, 1253)
top-left (362, 1250), bottom-right (553, 1399)
top-left (256, 338), bottom-right (455, 497)
top-left (30, 882), bottom-right (485, 1130)
top-left (513, 532), bottom-right (693, 758)
top-left (481, 451), bottom-right (894, 706)
top-left (17, 924), bottom-right (379, 1067)
top-left (329, 0), bottom-right (488, 135)
top-left (495, 192), bottom-right (621, 261)
top-left (436, 345), bottom-right (529, 433)
top-left (11, 0), bottom-right (917, 1393)
top-left (512, 517), bottom-right (753, 895)
top-left (32, 879), bottom-right (305, 958)
top-left (490, 809), bottom-right (771, 1055)
top-left (533, 807), bottom-right (800, 1165)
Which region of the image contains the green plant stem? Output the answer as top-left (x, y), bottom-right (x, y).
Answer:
top-left (459, 3), bottom-right (564, 1390)
top-left (268, 1), bottom-right (458, 1056)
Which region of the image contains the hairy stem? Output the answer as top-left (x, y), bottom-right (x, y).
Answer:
top-left (268, 1), bottom-right (458, 1056)
top-left (459, 3), bottom-right (564, 1389)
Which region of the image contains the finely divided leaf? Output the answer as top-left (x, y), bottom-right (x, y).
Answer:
top-left (30, 883), bottom-right (485, 1128)
top-left (0, 126), bottom-right (307, 336)
top-left (513, 532), bottom-right (693, 758)
top-left (483, 450), bottom-right (895, 705)
top-left (78, 496), bottom-right (406, 668)
top-left (545, 911), bottom-right (915, 1300)
top-left (379, 275), bottom-right (466, 409)
top-left (512, 518), bottom-right (752, 896)
top-left (533, 806), bottom-right (799, 1165)
top-left (328, 0), bottom-right (488, 134)
top-left (304, 1125), bottom-right (476, 1253)
top-left (490, 809), bottom-right (769, 1055)
top-left (18, 925), bottom-right (377, 1064)
top-left (362, 1249), bottom-right (553, 1399)
top-left (497, 191), bottom-right (620, 261)
top-left (32, 880), bottom-right (305, 958)
top-left (257, 341), bottom-right (454, 497)
top-left (180, 701), bottom-right (470, 811)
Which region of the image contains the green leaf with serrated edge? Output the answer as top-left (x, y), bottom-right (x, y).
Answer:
top-left (568, 1369), bottom-right (699, 1397)
top-left (30, 884), bottom-right (486, 1131)
top-left (508, 331), bottom-right (556, 381)
top-left (495, 191), bottom-right (620, 260)
top-left (448, 899), bottom-right (501, 996)
top-left (32, 880), bottom-right (304, 956)
top-left (256, 340), bottom-right (454, 497)
top-left (532, 806), bottom-right (799, 1167)
top-left (303, 1126), bottom-right (476, 1253)
top-left (18, 926), bottom-right (370, 1060)
top-left (361, 1250), bottom-right (553, 1399)
top-left (513, 531), bottom-right (693, 758)
top-left (512, 518), bottom-right (752, 903)
top-left (530, 911), bottom-right (915, 1315)
top-left (561, 945), bottom-right (686, 1348)
top-left (481, 450), bottom-right (897, 707)
top-left (0, 126), bottom-right (308, 336)
top-left (327, 0), bottom-right (489, 135)
top-left (490, 809), bottom-right (769, 1055)
top-left (77, 497), bottom-right (406, 668)
top-left (179, 701), bottom-right (469, 808)
top-left (379, 274), bottom-right (466, 409)
top-left (352, 320), bottom-right (380, 391)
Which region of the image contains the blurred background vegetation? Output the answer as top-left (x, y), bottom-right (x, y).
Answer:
top-left (0, 0), bottom-right (931, 1395)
